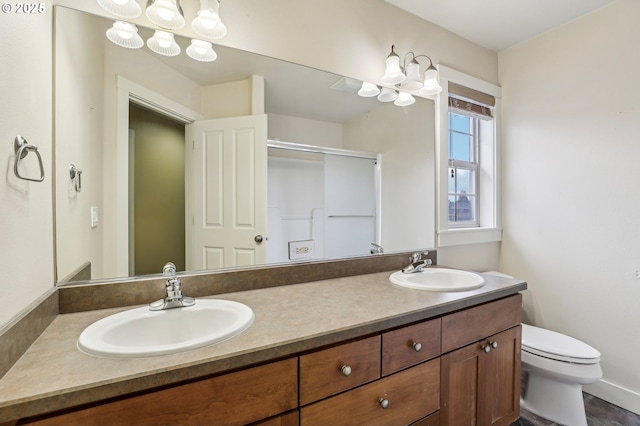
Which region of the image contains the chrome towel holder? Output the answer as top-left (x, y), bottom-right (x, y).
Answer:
top-left (69, 164), bottom-right (82, 192)
top-left (13, 135), bottom-right (45, 182)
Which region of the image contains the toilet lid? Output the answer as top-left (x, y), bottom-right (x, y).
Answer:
top-left (522, 324), bottom-right (600, 363)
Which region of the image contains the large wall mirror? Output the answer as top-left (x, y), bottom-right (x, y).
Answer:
top-left (54, 4), bottom-right (436, 285)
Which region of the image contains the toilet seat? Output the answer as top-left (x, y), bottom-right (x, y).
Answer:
top-left (522, 324), bottom-right (600, 364)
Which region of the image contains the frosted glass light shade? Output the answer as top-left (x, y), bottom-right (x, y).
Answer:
top-left (186, 39), bottom-right (218, 62)
top-left (401, 60), bottom-right (423, 91)
top-left (145, 0), bottom-right (185, 29)
top-left (381, 48), bottom-right (405, 85)
top-left (358, 82), bottom-right (380, 97)
top-left (97, 0), bottom-right (142, 18)
top-left (418, 67), bottom-right (443, 95)
top-left (192, 0), bottom-right (227, 39)
top-left (147, 30), bottom-right (181, 56)
top-left (394, 91), bottom-right (416, 106)
top-left (106, 21), bottom-right (144, 49)
top-left (377, 87), bottom-right (398, 103)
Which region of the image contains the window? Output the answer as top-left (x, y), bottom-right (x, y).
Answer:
top-left (435, 66), bottom-right (502, 247)
top-left (448, 112), bottom-right (478, 226)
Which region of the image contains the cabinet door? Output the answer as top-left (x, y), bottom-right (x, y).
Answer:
top-left (440, 326), bottom-right (521, 426)
top-left (25, 359), bottom-right (297, 426)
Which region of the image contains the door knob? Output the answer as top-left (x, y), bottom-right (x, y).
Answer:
top-left (254, 235), bottom-right (264, 244)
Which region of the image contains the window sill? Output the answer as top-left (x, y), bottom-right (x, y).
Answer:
top-left (437, 227), bottom-right (502, 247)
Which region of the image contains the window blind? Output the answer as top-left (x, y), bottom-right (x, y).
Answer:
top-left (448, 82), bottom-right (494, 119)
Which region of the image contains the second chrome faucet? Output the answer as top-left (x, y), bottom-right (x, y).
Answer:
top-left (149, 262), bottom-right (195, 311)
top-left (401, 251), bottom-right (432, 274)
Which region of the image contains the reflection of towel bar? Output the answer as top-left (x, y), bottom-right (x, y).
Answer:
top-left (13, 135), bottom-right (45, 182)
top-left (327, 215), bottom-right (375, 218)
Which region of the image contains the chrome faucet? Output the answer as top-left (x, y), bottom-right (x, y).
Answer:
top-left (370, 243), bottom-right (384, 254)
top-left (149, 262), bottom-right (195, 311)
top-left (401, 251), bottom-right (432, 274)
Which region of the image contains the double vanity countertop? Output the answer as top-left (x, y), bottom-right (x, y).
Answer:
top-left (0, 268), bottom-right (526, 422)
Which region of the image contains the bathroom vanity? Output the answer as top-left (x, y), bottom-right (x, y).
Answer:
top-left (0, 269), bottom-right (525, 425)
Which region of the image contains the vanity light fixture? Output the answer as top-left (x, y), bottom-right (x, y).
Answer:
top-left (145, 0), bottom-right (185, 30)
top-left (147, 30), bottom-right (181, 56)
top-left (186, 39), bottom-right (218, 62)
top-left (106, 21), bottom-right (144, 49)
top-left (192, 0), bottom-right (227, 40)
top-left (381, 45), bottom-right (443, 95)
top-left (97, 0), bottom-right (142, 18)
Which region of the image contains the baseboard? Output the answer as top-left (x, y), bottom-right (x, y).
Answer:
top-left (584, 379), bottom-right (640, 415)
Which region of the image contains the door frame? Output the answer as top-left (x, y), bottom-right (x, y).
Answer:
top-left (115, 76), bottom-right (202, 276)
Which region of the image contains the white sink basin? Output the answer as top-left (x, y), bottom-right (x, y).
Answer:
top-left (390, 268), bottom-right (485, 292)
top-left (78, 299), bottom-right (254, 358)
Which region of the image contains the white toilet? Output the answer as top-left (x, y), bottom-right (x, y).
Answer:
top-left (520, 323), bottom-right (602, 426)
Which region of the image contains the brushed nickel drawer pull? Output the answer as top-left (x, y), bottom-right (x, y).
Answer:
top-left (340, 365), bottom-right (352, 376)
top-left (412, 341), bottom-right (422, 352)
top-left (378, 398), bottom-right (390, 409)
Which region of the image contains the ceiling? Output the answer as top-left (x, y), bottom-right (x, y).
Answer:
top-left (385, 0), bottom-right (618, 51)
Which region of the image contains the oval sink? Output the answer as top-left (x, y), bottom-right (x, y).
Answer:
top-left (390, 268), bottom-right (485, 292)
top-left (78, 299), bottom-right (254, 358)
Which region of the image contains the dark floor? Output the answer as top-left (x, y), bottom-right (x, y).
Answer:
top-left (512, 393), bottom-right (640, 426)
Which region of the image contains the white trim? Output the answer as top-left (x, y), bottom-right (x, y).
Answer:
top-left (435, 66), bottom-right (502, 247)
top-left (438, 228), bottom-right (502, 247)
top-left (584, 379), bottom-right (640, 416)
top-left (115, 76), bottom-right (202, 277)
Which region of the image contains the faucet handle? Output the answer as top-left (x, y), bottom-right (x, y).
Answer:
top-left (163, 262), bottom-right (177, 276)
top-left (410, 252), bottom-right (422, 262)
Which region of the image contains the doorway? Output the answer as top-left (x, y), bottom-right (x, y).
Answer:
top-left (128, 102), bottom-right (186, 275)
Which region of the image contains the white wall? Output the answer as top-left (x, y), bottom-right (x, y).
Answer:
top-left (499, 0), bottom-right (640, 412)
top-left (0, 4), bottom-right (54, 327)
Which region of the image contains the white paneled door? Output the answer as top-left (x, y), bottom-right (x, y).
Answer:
top-left (187, 115), bottom-right (267, 270)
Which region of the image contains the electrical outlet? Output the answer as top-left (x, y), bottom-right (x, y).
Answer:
top-left (289, 240), bottom-right (314, 260)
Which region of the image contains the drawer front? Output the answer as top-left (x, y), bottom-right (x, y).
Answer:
top-left (299, 335), bottom-right (381, 405)
top-left (300, 358), bottom-right (440, 426)
top-left (26, 359), bottom-right (297, 426)
top-left (442, 294), bottom-right (522, 353)
top-left (382, 318), bottom-right (441, 376)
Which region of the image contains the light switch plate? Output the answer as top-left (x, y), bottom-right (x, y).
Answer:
top-left (90, 206), bottom-right (99, 228)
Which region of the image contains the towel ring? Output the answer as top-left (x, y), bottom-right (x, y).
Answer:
top-left (69, 164), bottom-right (82, 192)
top-left (14, 135), bottom-right (45, 182)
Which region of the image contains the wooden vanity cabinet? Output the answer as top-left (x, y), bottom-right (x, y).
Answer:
top-left (440, 294), bottom-right (522, 426)
top-left (19, 294), bottom-right (523, 426)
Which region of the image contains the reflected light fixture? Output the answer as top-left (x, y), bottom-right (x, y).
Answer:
top-left (147, 30), bottom-right (181, 56)
top-left (97, 0), bottom-right (142, 18)
top-left (106, 21), bottom-right (144, 49)
top-left (377, 87), bottom-right (398, 103)
top-left (394, 91), bottom-right (415, 107)
top-left (145, 0), bottom-right (185, 29)
top-left (381, 45), bottom-right (443, 95)
top-left (186, 39), bottom-right (218, 62)
top-left (192, 0), bottom-right (227, 40)
top-left (357, 82), bottom-right (381, 97)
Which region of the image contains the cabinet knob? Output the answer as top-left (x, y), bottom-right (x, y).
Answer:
top-left (340, 365), bottom-right (352, 376)
top-left (412, 341), bottom-right (422, 352)
top-left (482, 344), bottom-right (491, 353)
top-left (491, 341), bottom-right (498, 349)
top-left (378, 398), bottom-right (390, 409)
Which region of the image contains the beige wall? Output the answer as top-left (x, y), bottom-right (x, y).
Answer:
top-left (499, 0), bottom-right (640, 412)
top-left (55, 8), bottom-right (105, 281)
top-left (0, 4), bottom-right (53, 327)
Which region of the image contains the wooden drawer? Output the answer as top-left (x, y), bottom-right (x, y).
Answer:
top-left (299, 335), bottom-right (380, 405)
top-left (300, 358), bottom-right (440, 426)
top-left (442, 294), bottom-right (522, 353)
top-left (25, 358), bottom-right (297, 426)
top-left (382, 318), bottom-right (441, 376)
top-left (251, 410), bottom-right (299, 426)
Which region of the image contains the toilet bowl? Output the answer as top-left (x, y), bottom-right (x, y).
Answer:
top-left (521, 323), bottom-right (602, 426)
